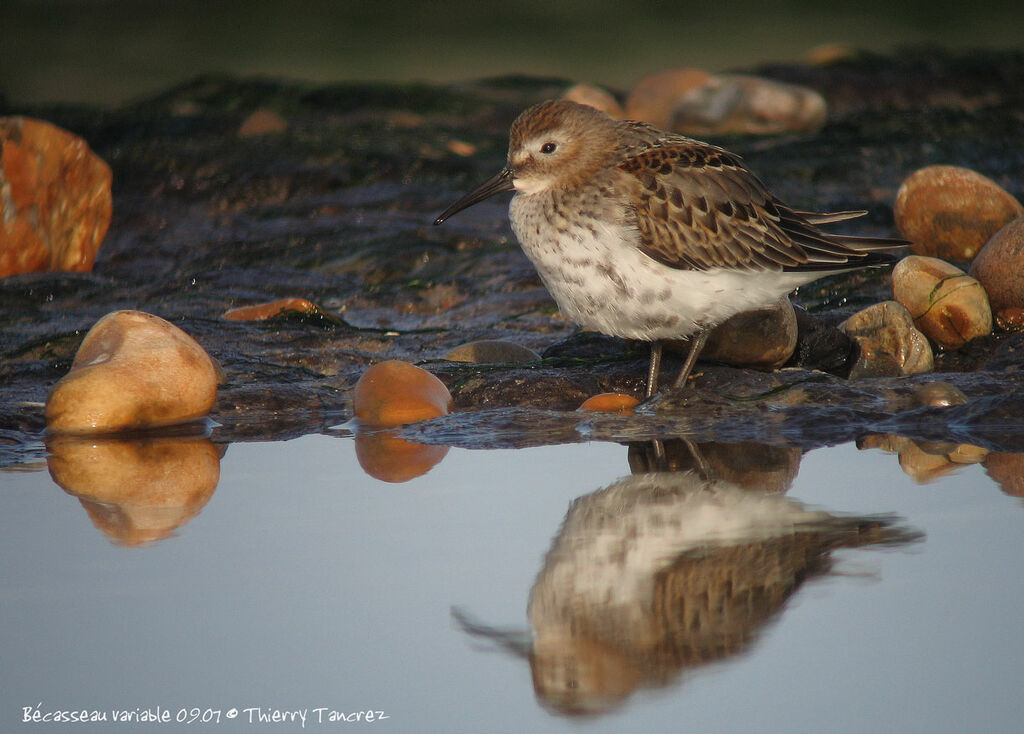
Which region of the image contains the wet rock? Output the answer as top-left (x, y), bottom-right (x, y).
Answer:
top-left (911, 381), bottom-right (967, 408)
top-left (624, 68), bottom-right (713, 128)
top-left (578, 393), bottom-right (640, 414)
top-left (46, 311), bottom-right (220, 434)
top-left (668, 73), bottom-right (827, 135)
top-left (444, 339), bottom-right (541, 364)
top-left (787, 306), bottom-right (854, 374)
top-left (46, 434), bottom-right (221, 546)
top-left (969, 216), bottom-right (1024, 320)
top-left (894, 165), bottom-right (1023, 262)
top-left (354, 430), bottom-right (449, 483)
top-left (698, 298), bottom-right (797, 370)
top-left (892, 255), bottom-right (992, 349)
top-left (223, 297), bottom-right (328, 321)
top-left (839, 301), bottom-right (934, 377)
top-left (995, 306), bottom-right (1024, 332)
top-left (238, 108), bottom-right (288, 137)
top-left (561, 83), bottom-right (624, 118)
top-left (0, 117), bottom-right (112, 278)
top-left (353, 360), bottom-right (453, 427)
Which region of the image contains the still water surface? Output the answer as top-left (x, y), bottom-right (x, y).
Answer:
top-left (3, 434), bottom-right (1023, 732)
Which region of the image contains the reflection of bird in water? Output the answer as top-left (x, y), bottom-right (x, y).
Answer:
top-left (454, 441), bottom-right (920, 717)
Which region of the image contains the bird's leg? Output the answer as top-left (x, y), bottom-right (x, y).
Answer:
top-left (682, 439), bottom-right (713, 481)
top-left (646, 341), bottom-right (663, 398)
top-left (672, 329), bottom-right (709, 390)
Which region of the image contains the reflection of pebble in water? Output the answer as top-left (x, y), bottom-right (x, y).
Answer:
top-left (46, 434), bottom-right (221, 546)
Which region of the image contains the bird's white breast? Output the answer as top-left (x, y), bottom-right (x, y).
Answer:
top-left (509, 192), bottom-right (815, 341)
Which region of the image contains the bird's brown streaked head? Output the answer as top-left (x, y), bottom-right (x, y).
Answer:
top-left (434, 100), bottom-right (618, 225)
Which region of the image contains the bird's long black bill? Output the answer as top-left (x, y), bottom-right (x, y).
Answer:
top-left (433, 167), bottom-right (515, 225)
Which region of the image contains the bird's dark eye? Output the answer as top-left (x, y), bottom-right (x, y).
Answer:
top-left (540, 142), bottom-right (557, 154)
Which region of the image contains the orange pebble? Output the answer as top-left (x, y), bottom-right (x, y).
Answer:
top-left (222, 298), bottom-right (318, 321)
top-left (578, 392), bottom-right (640, 413)
top-left (353, 360), bottom-right (454, 427)
top-left (354, 430), bottom-right (450, 483)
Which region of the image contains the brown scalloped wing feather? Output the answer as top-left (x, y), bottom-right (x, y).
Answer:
top-left (617, 138), bottom-right (898, 272)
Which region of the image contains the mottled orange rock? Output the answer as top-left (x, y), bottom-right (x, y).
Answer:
top-left (354, 430), bottom-right (450, 483)
top-left (578, 393), bottom-right (640, 413)
top-left (0, 117), bottom-right (112, 277)
top-left (46, 310), bottom-right (219, 433)
top-left (891, 255), bottom-right (992, 349)
top-left (47, 435), bottom-right (220, 546)
top-left (353, 360), bottom-right (453, 427)
top-left (894, 165), bottom-right (1023, 262)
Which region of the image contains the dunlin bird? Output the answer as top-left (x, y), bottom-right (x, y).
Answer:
top-left (434, 100), bottom-right (906, 397)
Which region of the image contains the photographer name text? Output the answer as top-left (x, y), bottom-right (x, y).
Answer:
top-left (22, 703), bottom-right (389, 727)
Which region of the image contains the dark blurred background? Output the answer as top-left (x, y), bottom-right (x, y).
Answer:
top-left (1, 0), bottom-right (1022, 106)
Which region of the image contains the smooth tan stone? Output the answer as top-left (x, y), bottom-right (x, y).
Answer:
top-left (47, 435), bottom-right (220, 546)
top-left (562, 84), bottom-right (624, 119)
top-left (0, 117), bottom-right (112, 277)
top-left (625, 68), bottom-right (713, 128)
top-left (46, 311), bottom-right (219, 433)
top-left (670, 74), bottom-right (827, 135)
top-left (839, 301), bottom-right (934, 377)
top-left (892, 255), bottom-right (992, 349)
top-left (894, 165), bottom-right (1023, 262)
top-left (444, 339), bottom-right (540, 364)
top-left (698, 298), bottom-right (797, 370)
top-left (353, 360), bottom-right (453, 427)
top-left (970, 216), bottom-right (1024, 318)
